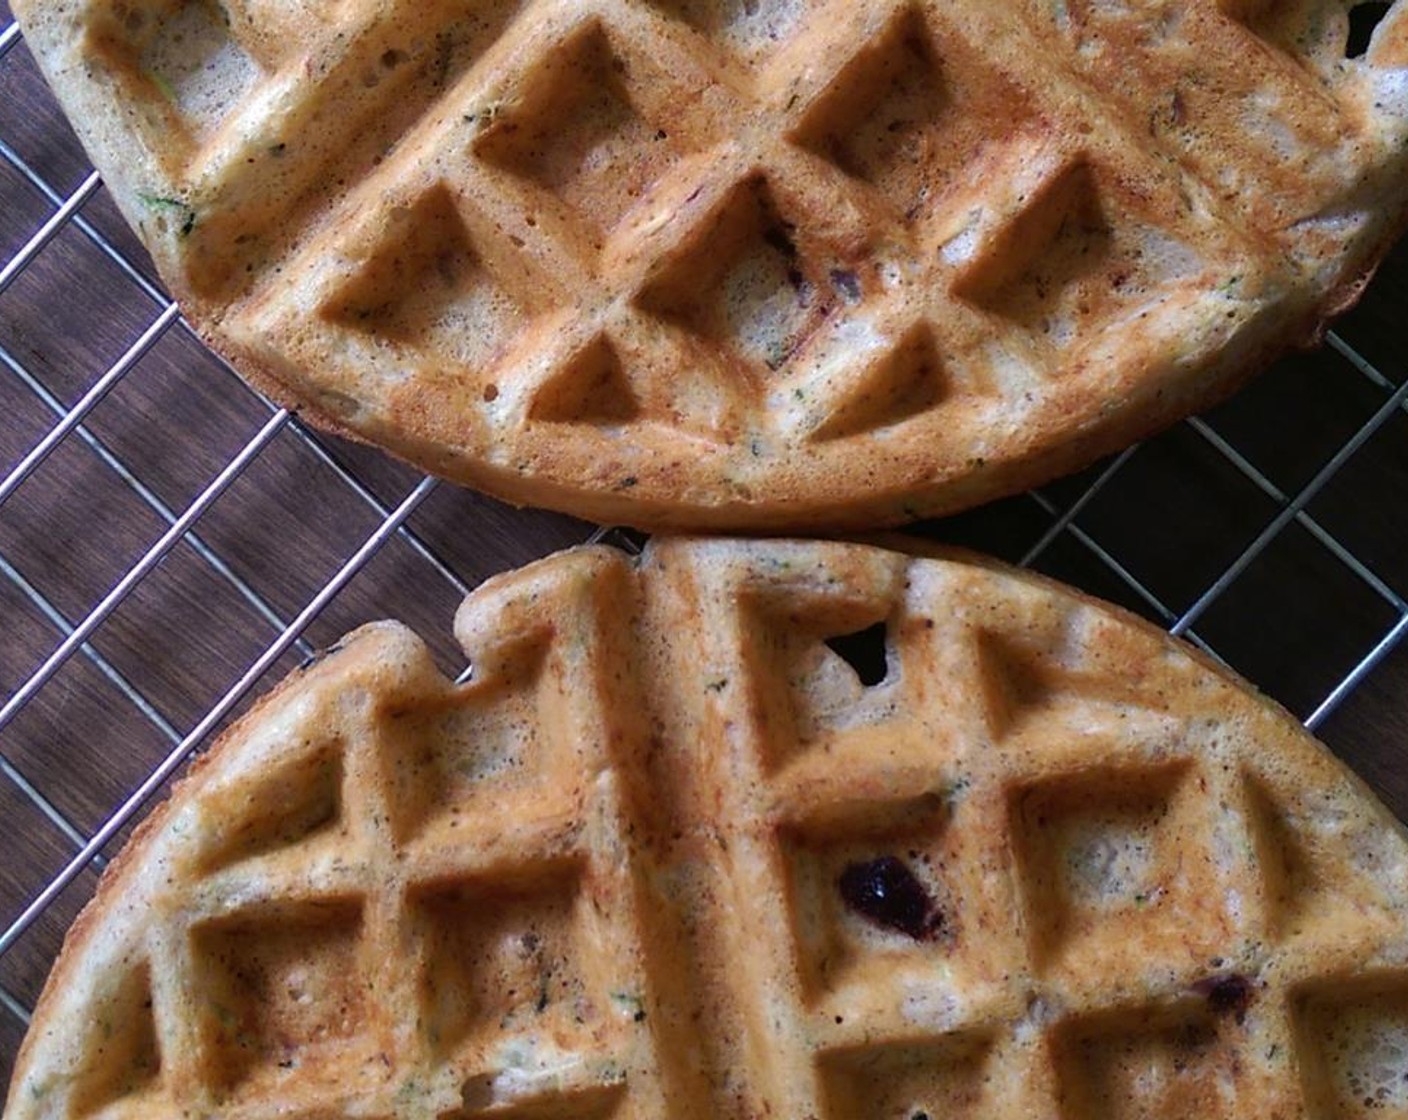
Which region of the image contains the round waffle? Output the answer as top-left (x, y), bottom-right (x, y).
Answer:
top-left (13, 0), bottom-right (1408, 529)
top-left (9, 538), bottom-right (1408, 1118)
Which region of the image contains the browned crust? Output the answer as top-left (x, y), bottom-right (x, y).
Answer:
top-left (4, 625), bottom-right (400, 1108)
top-left (12, 539), bottom-right (1408, 1117)
top-left (17, 0), bottom-right (1408, 532)
top-left (187, 165), bottom-right (1408, 533)
top-left (196, 286), bottom-right (1335, 534)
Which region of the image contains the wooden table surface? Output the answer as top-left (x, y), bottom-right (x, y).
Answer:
top-left (1, 2), bottom-right (1407, 1090)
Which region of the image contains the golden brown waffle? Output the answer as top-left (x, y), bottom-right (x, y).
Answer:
top-left (13, 1), bottom-right (1408, 529)
top-left (10, 538), bottom-right (1408, 1118)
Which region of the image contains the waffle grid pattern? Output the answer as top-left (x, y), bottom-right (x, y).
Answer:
top-left (18, 0), bottom-right (1407, 526)
top-left (1, 0), bottom-right (1408, 1095)
top-left (638, 541), bottom-right (1408, 1118)
top-left (63, 561), bottom-right (668, 1118)
top-left (14, 542), bottom-right (1408, 1117)
top-left (232, 0), bottom-right (1259, 441)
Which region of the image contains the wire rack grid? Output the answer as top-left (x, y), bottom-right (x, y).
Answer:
top-left (2, 6), bottom-right (1408, 1088)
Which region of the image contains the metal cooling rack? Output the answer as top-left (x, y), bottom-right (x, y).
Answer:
top-left (2, 9), bottom-right (1407, 1084)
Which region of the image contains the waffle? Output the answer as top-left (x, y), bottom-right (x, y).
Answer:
top-left (10, 537), bottom-right (1408, 1118)
top-left (12, 1), bottom-right (1408, 530)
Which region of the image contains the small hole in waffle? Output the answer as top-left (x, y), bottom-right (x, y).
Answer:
top-left (738, 576), bottom-right (903, 765)
top-left (823, 621), bottom-right (890, 688)
top-left (1348, 2), bottom-right (1393, 57)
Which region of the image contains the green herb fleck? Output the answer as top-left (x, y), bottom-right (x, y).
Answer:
top-left (211, 1001), bottom-right (238, 1029)
top-left (611, 991), bottom-right (647, 1022)
top-left (591, 1058), bottom-right (627, 1083)
top-left (136, 193), bottom-right (197, 237)
top-left (143, 68), bottom-right (177, 103)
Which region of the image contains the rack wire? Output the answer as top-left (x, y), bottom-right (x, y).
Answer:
top-left (2, 8), bottom-right (1407, 1084)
